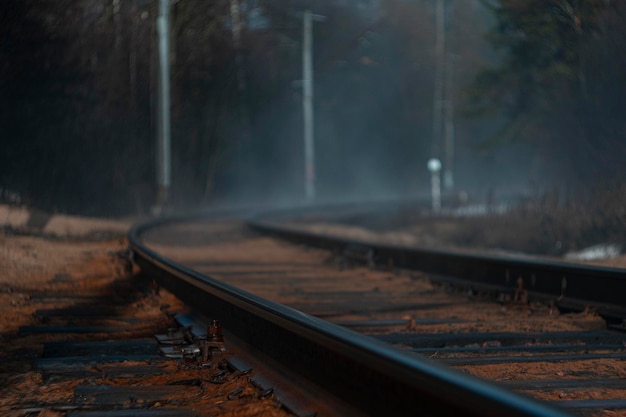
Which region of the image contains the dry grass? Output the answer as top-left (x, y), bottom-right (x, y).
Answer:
top-left (441, 187), bottom-right (626, 256)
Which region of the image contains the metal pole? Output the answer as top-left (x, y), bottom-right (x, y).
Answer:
top-left (229, 0), bottom-right (250, 138)
top-left (428, 159), bottom-right (442, 213)
top-left (443, 52), bottom-right (455, 190)
top-left (156, 0), bottom-right (171, 213)
top-left (303, 9), bottom-right (315, 201)
top-left (432, 171), bottom-right (441, 213)
top-left (431, 0), bottom-right (445, 160)
top-left (230, 0), bottom-right (246, 94)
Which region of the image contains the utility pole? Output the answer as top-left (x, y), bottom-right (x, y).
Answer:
top-left (432, 0), bottom-right (456, 193)
top-left (431, 0), bottom-right (445, 162)
top-left (443, 52), bottom-right (455, 190)
top-left (303, 9), bottom-right (315, 201)
top-left (155, 0), bottom-right (171, 214)
top-left (229, 0), bottom-right (250, 139)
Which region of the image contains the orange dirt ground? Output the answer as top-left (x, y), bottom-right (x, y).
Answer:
top-left (0, 207), bottom-right (288, 417)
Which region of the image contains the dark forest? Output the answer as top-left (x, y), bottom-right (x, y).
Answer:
top-left (1, 0), bottom-right (625, 216)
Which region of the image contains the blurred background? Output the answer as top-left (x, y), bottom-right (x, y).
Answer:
top-left (1, 0), bottom-right (625, 216)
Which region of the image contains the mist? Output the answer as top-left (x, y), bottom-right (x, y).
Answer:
top-left (1, 0), bottom-right (625, 215)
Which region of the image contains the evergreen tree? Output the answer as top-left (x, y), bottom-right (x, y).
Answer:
top-left (470, 0), bottom-right (626, 184)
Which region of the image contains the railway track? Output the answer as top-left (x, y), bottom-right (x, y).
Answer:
top-left (3, 205), bottom-right (625, 416)
top-left (133, 209), bottom-right (625, 416)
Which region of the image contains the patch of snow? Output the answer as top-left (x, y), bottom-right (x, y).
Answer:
top-left (449, 204), bottom-right (509, 217)
top-left (564, 244), bottom-right (623, 261)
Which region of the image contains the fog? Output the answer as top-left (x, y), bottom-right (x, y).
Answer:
top-left (1, 0), bottom-right (625, 215)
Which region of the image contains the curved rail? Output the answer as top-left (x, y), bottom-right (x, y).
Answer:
top-left (129, 211), bottom-right (573, 417)
top-left (248, 216), bottom-right (626, 320)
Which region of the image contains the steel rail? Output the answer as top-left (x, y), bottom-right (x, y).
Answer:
top-left (247, 217), bottom-right (626, 318)
top-left (129, 213), bottom-right (572, 417)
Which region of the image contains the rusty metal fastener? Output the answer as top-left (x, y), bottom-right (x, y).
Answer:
top-left (200, 320), bottom-right (226, 365)
top-left (514, 276), bottom-right (528, 303)
top-left (208, 320), bottom-right (223, 342)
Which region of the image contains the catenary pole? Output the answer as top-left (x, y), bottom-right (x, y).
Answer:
top-left (431, 0), bottom-right (445, 161)
top-left (156, 0), bottom-right (171, 213)
top-left (303, 9), bottom-right (315, 201)
top-left (443, 52), bottom-right (455, 190)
